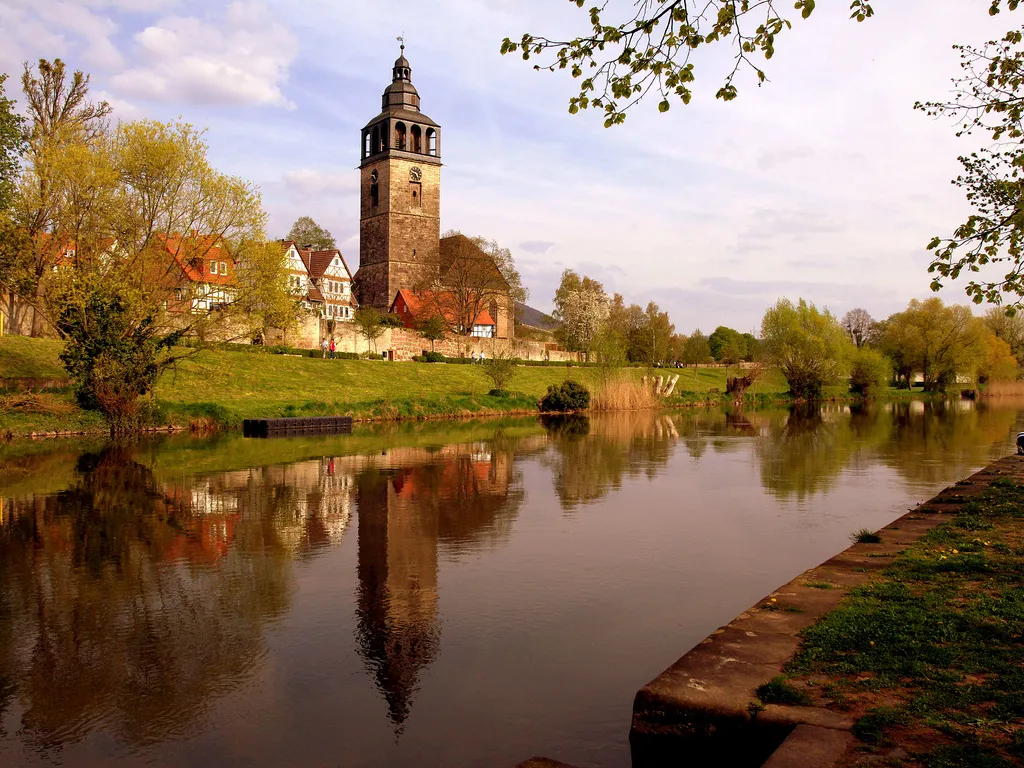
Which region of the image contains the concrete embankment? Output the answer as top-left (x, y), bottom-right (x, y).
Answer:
top-left (516, 454), bottom-right (1023, 768)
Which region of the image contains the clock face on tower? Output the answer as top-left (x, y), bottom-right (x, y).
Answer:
top-left (370, 169), bottom-right (378, 183)
top-left (410, 167), bottom-right (422, 181)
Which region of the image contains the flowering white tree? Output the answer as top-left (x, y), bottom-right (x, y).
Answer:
top-left (560, 286), bottom-right (609, 360)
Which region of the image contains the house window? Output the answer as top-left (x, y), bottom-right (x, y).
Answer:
top-left (220, 261), bottom-right (227, 275)
top-left (210, 260), bottom-right (218, 275)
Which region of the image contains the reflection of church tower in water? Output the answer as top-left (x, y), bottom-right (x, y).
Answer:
top-left (354, 468), bottom-right (441, 730)
top-left (353, 447), bottom-right (523, 730)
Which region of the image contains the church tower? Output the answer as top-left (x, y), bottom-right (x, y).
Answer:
top-left (356, 45), bottom-right (442, 312)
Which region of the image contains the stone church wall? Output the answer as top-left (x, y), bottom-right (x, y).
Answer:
top-left (284, 316), bottom-right (574, 362)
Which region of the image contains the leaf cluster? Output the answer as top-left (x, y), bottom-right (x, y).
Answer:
top-left (918, 26), bottom-right (1024, 306)
top-left (501, 0), bottom-right (874, 126)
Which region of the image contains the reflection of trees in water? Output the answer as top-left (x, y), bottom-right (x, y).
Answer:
top-left (0, 447), bottom-right (336, 753)
top-left (755, 401), bottom-right (1022, 500)
top-left (353, 445), bottom-right (523, 731)
top-left (674, 408), bottom-right (785, 462)
top-left (878, 401), bottom-right (1020, 485)
top-left (754, 405), bottom-right (856, 501)
top-left (542, 411), bottom-right (678, 510)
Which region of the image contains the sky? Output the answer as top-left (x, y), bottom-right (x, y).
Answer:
top-left (0, 0), bottom-right (1015, 332)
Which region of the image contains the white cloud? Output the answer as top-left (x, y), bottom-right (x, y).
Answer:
top-left (109, 1), bottom-right (296, 108)
top-left (281, 169), bottom-right (358, 201)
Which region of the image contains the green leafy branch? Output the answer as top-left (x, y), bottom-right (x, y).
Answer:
top-left (500, 0), bottom-right (876, 126)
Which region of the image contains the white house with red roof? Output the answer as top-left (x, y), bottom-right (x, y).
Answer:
top-left (306, 248), bottom-right (356, 321)
top-left (281, 240), bottom-right (356, 321)
top-left (160, 232), bottom-right (235, 313)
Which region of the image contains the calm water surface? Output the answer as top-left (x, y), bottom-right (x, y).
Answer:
top-left (0, 402), bottom-right (1022, 768)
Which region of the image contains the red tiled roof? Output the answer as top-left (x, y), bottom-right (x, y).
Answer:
top-left (159, 233), bottom-right (234, 286)
top-left (307, 286), bottom-right (325, 303)
top-left (392, 289), bottom-right (495, 326)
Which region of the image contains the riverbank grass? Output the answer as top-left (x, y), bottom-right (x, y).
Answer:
top-left (0, 336), bottom-right (794, 435)
top-left (785, 479), bottom-right (1024, 765)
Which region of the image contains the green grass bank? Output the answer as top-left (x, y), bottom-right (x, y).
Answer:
top-left (777, 474), bottom-right (1024, 766)
top-left (0, 335), bottom-right (924, 437)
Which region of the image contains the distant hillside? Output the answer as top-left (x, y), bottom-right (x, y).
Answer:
top-left (515, 302), bottom-right (559, 331)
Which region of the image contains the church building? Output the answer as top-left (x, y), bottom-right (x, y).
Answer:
top-left (354, 46), bottom-right (514, 340)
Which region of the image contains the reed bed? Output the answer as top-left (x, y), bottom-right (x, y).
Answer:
top-left (591, 378), bottom-right (659, 411)
top-left (982, 380), bottom-right (1024, 397)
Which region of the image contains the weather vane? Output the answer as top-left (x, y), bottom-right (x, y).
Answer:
top-left (397, 34), bottom-right (405, 53)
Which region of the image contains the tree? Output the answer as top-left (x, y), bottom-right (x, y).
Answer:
top-left (761, 298), bottom-right (852, 400)
top-left (919, 26), bottom-right (1024, 307)
top-left (849, 347), bottom-right (891, 396)
top-left (481, 347), bottom-right (519, 395)
top-left (22, 117), bottom-right (271, 435)
top-left (501, 0), bottom-right (880, 126)
top-left (709, 325), bottom-right (745, 361)
top-left (841, 308), bottom-right (875, 348)
top-left (50, 273), bottom-right (184, 438)
top-left (978, 330), bottom-right (1019, 383)
top-left (14, 59), bottom-right (111, 337)
top-left (0, 74), bottom-right (25, 214)
top-left (984, 306), bottom-right (1024, 360)
top-left (286, 216), bottom-right (336, 250)
top-left (416, 314), bottom-right (447, 352)
top-left (552, 269), bottom-right (609, 359)
top-left (353, 306), bottom-right (386, 353)
top-left (720, 338), bottom-right (744, 366)
top-left (424, 231), bottom-right (527, 337)
top-left (0, 74), bottom-right (26, 336)
top-left (233, 240), bottom-right (302, 345)
top-left (879, 298), bottom-right (986, 391)
top-left (641, 301), bottom-right (675, 364)
top-left (743, 332), bottom-right (762, 361)
top-left (681, 328), bottom-right (711, 385)
top-left (592, 323), bottom-right (627, 382)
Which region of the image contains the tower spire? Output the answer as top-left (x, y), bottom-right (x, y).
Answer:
top-left (393, 36), bottom-right (411, 83)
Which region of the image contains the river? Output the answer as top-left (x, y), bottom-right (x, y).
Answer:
top-left (0, 401), bottom-right (1020, 768)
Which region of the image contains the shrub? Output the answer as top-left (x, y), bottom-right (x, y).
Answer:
top-left (482, 353), bottom-right (519, 392)
top-left (422, 351), bottom-right (445, 363)
top-left (539, 380), bottom-right (591, 412)
top-left (488, 388), bottom-right (510, 398)
top-left (851, 528), bottom-right (882, 544)
top-left (755, 676), bottom-right (812, 706)
top-left (849, 347), bottom-right (891, 396)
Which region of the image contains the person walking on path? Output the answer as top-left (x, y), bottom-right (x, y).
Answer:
top-left (329, 338), bottom-right (336, 359)
top-left (321, 338), bottom-right (329, 358)
top-left (471, 351), bottom-right (477, 363)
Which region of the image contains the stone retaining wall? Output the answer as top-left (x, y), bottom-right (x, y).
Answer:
top-left (275, 315), bottom-right (577, 362)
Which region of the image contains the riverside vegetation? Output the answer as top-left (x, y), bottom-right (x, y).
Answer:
top-left (0, 335), bottom-right (941, 438)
